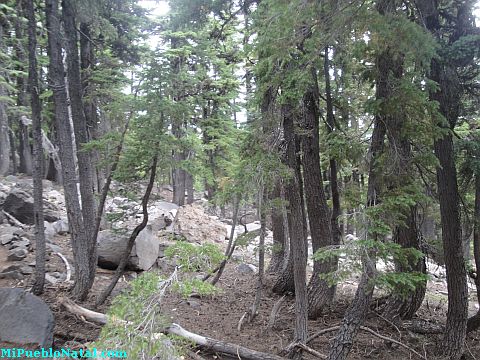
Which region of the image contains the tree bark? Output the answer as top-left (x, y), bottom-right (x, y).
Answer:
top-left (26, 0), bottom-right (46, 295)
top-left (186, 170), bottom-right (194, 204)
top-left (45, 0), bottom-right (91, 301)
top-left (14, 1), bottom-right (33, 175)
top-left (62, 0), bottom-right (98, 298)
top-left (268, 182), bottom-right (286, 273)
top-left (281, 104), bottom-right (308, 357)
top-left (80, 22), bottom-right (103, 193)
top-left (328, 0), bottom-right (394, 354)
top-left (415, 1), bottom-right (470, 356)
top-left (467, 174), bottom-right (480, 332)
top-left (0, 20), bottom-right (10, 176)
top-left (327, 115), bottom-right (385, 360)
top-left (302, 66), bottom-right (336, 319)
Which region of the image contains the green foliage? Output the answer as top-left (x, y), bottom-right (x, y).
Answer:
top-left (313, 238), bottom-right (429, 295)
top-left (172, 278), bottom-right (220, 298)
top-left (164, 241), bottom-right (225, 273)
top-left (94, 271), bottom-right (180, 360)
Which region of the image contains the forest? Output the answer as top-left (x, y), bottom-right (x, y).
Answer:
top-left (0, 0), bottom-right (479, 359)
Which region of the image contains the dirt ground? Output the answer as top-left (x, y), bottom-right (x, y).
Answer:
top-left (2, 228), bottom-right (480, 359)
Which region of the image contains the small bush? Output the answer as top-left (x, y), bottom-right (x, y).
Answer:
top-left (165, 241), bottom-right (225, 273)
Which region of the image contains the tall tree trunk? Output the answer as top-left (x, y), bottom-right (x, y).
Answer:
top-left (26, 0), bottom-right (46, 295)
top-left (434, 131), bottom-right (467, 358)
top-left (14, 0), bottom-right (33, 175)
top-left (328, 1), bottom-right (394, 356)
top-left (382, 114), bottom-right (426, 319)
top-left (171, 36), bottom-right (186, 206)
top-left (328, 115), bottom-right (386, 360)
top-left (282, 104), bottom-right (307, 358)
top-left (416, 1), bottom-right (471, 356)
top-left (45, 0), bottom-right (91, 301)
top-left (186, 171), bottom-right (194, 204)
top-left (62, 0), bottom-right (97, 298)
top-left (80, 22), bottom-right (103, 192)
top-left (268, 181), bottom-right (286, 273)
top-left (324, 48), bottom-right (342, 250)
top-left (467, 174), bottom-right (480, 332)
top-left (302, 67), bottom-right (336, 319)
top-left (0, 20), bottom-right (10, 176)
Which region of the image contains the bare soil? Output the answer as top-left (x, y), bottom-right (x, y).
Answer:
top-left (1, 214), bottom-right (480, 359)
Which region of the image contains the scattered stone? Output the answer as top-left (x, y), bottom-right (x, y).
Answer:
top-left (0, 270), bottom-right (24, 280)
top-left (46, 243), bottom-right (63, 253)
top-left (0, 288), bottom-right (54, 347)
top-left (45, 273), bottom-right (58, 285)
top-left (44, 222), bottom-right (56, 243)
top-left (8, 239), bottom-right (31, 250)
top-left (0, 225), bottom-right (18, 245)
top-left (49, 271), bottom-right (65, 281)
top-left (173, 204), bottom-right (226, 243)
top-left (19, 266), bottom-right (33, 275)
top-left (236, 263), bottom-right (257, 275)
top-left (52, 218), bottom-right (69, 234)
top-left (3, 188), bottom-right (59, 225)
top-left (1, 264), bottom-right (32, 276)
top-left (7, 248), bottom-right (28, 261)
top-left (186, 299), bottom-right (201, 308)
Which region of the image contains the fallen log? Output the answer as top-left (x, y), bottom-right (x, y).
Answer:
top-left (60, 298), bottom-right (287, 360)
top-left (167, 323), bottom-right (287, 360)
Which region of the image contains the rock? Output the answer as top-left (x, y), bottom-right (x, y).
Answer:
top-left (186, 299), bottom-right (201, 308)
top-left (236, 263), bottom-right (257, 275)
top-left (3, 189), bottom-right (59, 225)
top-left (19, 266), bottom-right (33, 275)
top-left (49, 271), bottom-right (65, 281)
top-left (4, 175), bottom-right (18, 182)
top-left (0, 225), bottom-right (18, 245)
top-left (46, 243), bottom-right (63, 253)
top-left (0, 270), bottom-right (24, 280)
top-left (45, 273), bottom-right (58, 285)
top-left (173, 204), bottom-right (226, 243)
top-left (52, 218), bottom-right (69, 234)
top-left (134, 226), bottom-right (159, 271)
top-left (8, 238), bottom-right (31, 250)
top-left (148, 201), bottom-right (179, 232)
top-left (1, 264), bottom-right (33, 276)
top-left (97, 227), bottom-right (160, 271)
top-left (7, 248), bottom-right (28, 261)
top-left (44, 222), bottom-right (56, 243)
top-left (0, 288), bottom-right (54, 347)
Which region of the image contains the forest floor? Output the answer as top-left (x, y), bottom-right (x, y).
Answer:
top-left (1, 186), bottom-right (480, 359)
top-left (2, 236), bottom-right (480, 360)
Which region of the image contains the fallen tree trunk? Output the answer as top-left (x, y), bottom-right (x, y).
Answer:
top-left (60, 298), bottom-right (286, 360)
top-left (167, 323), bottom-right (286, 360)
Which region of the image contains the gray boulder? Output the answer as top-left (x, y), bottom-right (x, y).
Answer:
top-left (0, 225), bottom-right (19, 245)
top-left (97, 226), bottom-right (159, 271)
top-left (3, 189), bottom-right (59, 224)
top-left (134, 226), bottom-right (160, 270)
top-left (7, 248), bottom-right (28, 261)
top-left (0, 288), bottom-right (54, 347)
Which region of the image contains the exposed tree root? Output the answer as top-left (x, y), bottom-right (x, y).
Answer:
top-left (54, 252), bottom-right (72, 282)
top-left (267, 295), bottom-right (287, 331)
